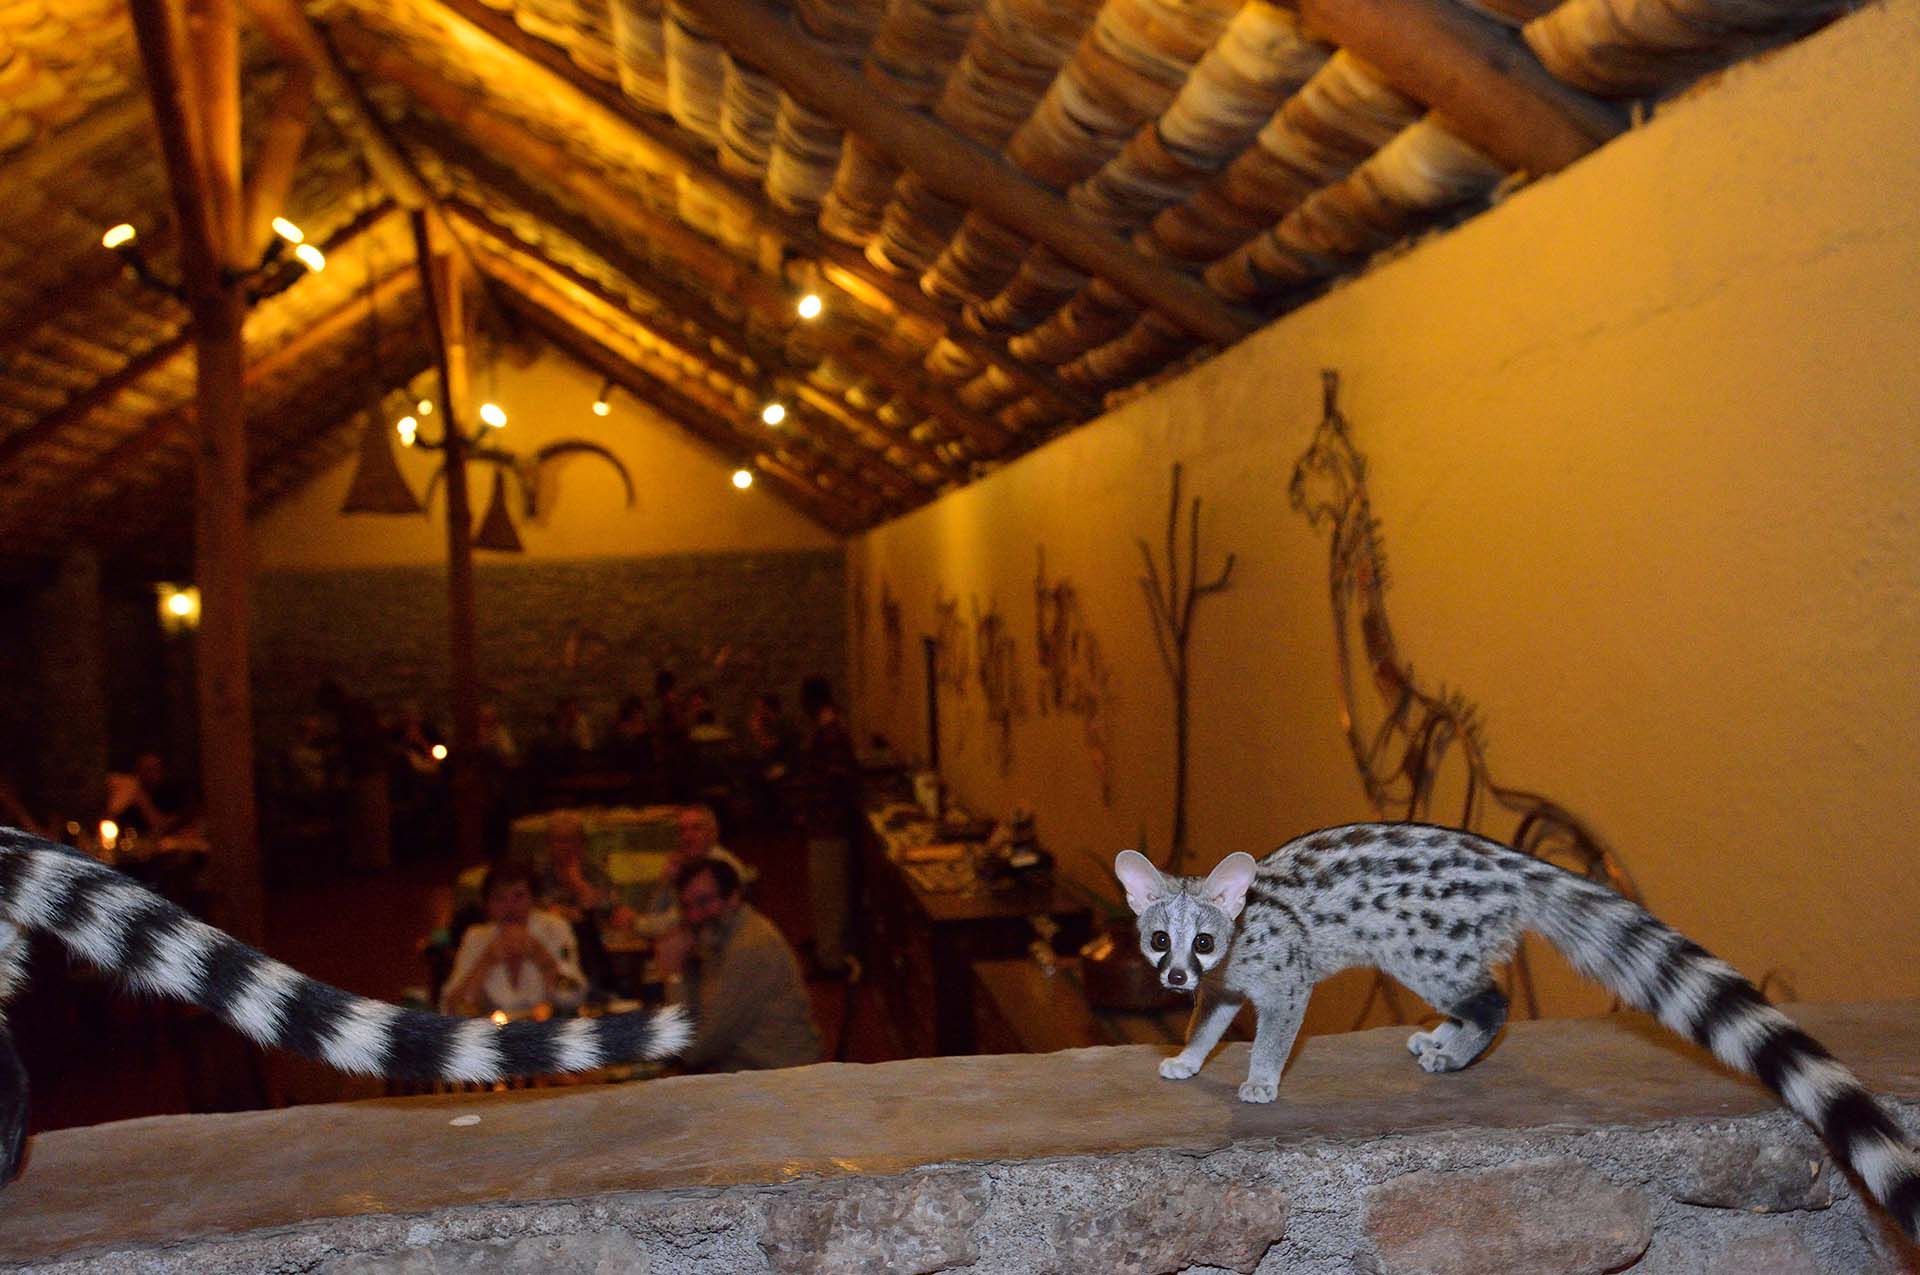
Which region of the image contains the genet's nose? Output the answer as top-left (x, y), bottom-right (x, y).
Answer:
top-left (1166, 968), bottom-right (1187, 986)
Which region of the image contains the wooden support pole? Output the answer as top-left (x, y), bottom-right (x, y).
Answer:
top-left (674, 0), bottom-right (1258, 346)
top-left (130, 0), bottom-right (262, 944)
top-left (1297, 0), bottom-right (1625, 175)
top-left (411, 211), bottom-right (487, 866)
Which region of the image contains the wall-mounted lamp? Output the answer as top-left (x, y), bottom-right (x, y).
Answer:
top-left (156, 583), bottom-right (201, 633)
top-left (102, 216), bottom-right (321, 303)
top-left (592, 378), bottom-right (614, 417)
top-left (478, 402), bottom-right (508, 429)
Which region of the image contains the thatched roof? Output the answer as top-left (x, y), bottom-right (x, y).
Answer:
top-left (0, 0), bottom-right (1848, 562)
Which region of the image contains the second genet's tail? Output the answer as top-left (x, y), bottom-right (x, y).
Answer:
top-left (0, 828), bottom-right (691, 1083)
top-left (1529, 866), bottom-right (1920, 1239)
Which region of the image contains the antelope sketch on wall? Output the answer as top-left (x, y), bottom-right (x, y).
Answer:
top-left (1288, 370), bottom-right (1644, 1021)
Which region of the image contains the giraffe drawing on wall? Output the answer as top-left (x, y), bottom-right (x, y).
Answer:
top-left (1288, 370), bottom-right (1644, 1021)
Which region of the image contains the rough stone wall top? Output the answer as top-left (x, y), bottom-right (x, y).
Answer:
top-left (4, 1001), bottom-right (1919, 1272)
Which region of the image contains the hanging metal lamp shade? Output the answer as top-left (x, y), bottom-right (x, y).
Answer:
top-left (473, 468), bottom-right (524, 552)
top-left (340, 409), bottom-right (424, 515)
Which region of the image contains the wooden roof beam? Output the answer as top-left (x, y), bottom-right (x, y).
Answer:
top-left (0, 201), bottom-right (396, 479)
top-left (674, 0), bottom-right (1258, 347)
top-left (129, 0), bottom-right (224, 290)
top-left (242, 64), bottom-right (317, 259)
top-left (0, 266), bottom-right (421, 547)
top-left (425, 0), bottom-right (1098, 422)
top-left (1298, 0), bottom-right (1625, 175)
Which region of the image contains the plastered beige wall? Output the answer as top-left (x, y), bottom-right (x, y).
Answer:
top-left (255, 347), bottom-right (838, 569)
top-left (850, 0), bottom-right (1920, 1028)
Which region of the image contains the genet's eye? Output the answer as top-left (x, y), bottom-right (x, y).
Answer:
top-left (1149, 930), bottom-right (1170, 951)
top-left (1194, 934), bottom-right (1215, 954)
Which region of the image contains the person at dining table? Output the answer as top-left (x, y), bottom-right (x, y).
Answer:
top-left (440, 861), bottom-right (587, 1015)
top-left (104, 751), bottom-right (196, 839)
top-left (653, 855), bottom-right (821, 1074)
top-left (536, 811), bottom-right (633, 993)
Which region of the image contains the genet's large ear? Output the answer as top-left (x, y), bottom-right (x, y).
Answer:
top-left (1113, 849), bottom-right (1170, 916)
top-left (1198, 852), bottom-right (1258, 920)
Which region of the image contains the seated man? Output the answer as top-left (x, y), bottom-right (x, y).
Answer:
top-left (440, 862), bottom-right (587, 1015)
top-left (653, 857), bottom-right (821, 1073)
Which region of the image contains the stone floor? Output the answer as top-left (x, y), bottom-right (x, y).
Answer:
top-left (4, 1001), bottom-right (1919, 1272)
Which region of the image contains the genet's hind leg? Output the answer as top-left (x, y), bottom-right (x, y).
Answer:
top-left (1408, 984), bottom-right (1508, 1074)
top-left (0, 1021), bottom-right (26, 1186)
top-left (0, 920), bottom-right (29, 1184)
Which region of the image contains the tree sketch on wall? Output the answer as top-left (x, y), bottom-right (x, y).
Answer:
top-left (1289, 369), bottom-right (1646, 1022)
top-left (933, 593), bottom-right (971, 755)
top-left (973, 597), bottom-right (1024, 774)
top-left (881, 580), bottom-right (904, 699)
top-left (1036, 547), bottom-right (1117, 806)
top-left (1138, 463), bottom-right (1236, 874)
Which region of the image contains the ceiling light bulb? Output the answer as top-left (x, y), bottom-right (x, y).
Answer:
top-left (430, 744), bottom-right (448, 761)
top-left (479, 402), bottom-right (507, 428)
top-left (293, 242), bottom-right (325, 272)
top-left (732, 468), bottom-right (754, 490)
top-left (102, 223), bottom-right (137, 250)
top-left (797, 293), bottom-right (823, 320)
top-left (417, 399), bottom-right (433, 416)
top-left (271, 216), bottom-right (305, 245)
top-left (761, 402), bottom-right (786, 426)
top-left (397, 416), bottom-right (418, 445)
top-left (592, 398), bottom-right (611, 417)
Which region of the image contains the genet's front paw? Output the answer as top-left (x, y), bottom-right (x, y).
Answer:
top-left (1159, 1056), bottom-right (1200, 1080)
top-left (1237, 1080), bottom-right (1278, 1103)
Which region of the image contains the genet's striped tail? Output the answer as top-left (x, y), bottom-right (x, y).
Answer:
top-left (0, 828), bottom-right (691, 1084)
top-left (1530, 868), bottom-right (1920, 1239)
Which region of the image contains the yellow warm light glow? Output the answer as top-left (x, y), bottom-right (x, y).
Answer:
top-left (397, 415), bottom-right (418, 446)
top-left (156, 584), bottom-right (201, 630)
top-left (271, 216), bottom-right (305, 245)
top-left (98, 820), bottom-right (119, 852)
top-left (294, 242), bottom-right (325, 272)
top-left (430, 743), bottom-right (448, 761)
top-left (592, 399), bottom-right (611, 417)
top-left (101, 223), bottom-right (137, 250)
top-left (761, 402), bottom-right (786, 426)
top-left (490, 1011), bottom-right (509, 1027)
top-left (797, 293), bottom-right (823, 320)
top-left (417, 399), bottom-right (434, 416)
top-left (731, 468), bottom-right (754, 490)
top-left (479, 402), bottom-right (508, 428)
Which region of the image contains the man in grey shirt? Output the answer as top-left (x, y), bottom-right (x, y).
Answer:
top-left (654, 856), bottom-right (822, 1073)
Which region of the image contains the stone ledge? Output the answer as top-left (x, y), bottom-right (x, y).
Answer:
top-left (3, 1002), bottom-right (1919, 1273)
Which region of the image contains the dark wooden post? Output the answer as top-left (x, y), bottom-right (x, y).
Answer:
top-left (131, 0), bottom-right (264, 943)
top-left (412, 212), bottom-right (487, 865)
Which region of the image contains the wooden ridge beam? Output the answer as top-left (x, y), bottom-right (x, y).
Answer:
top-left (480, 254), bottom-right (910, 513)
top-left (675, 0), bottom-right (1258, 346)
top-left (495, 287), bottom-right (872, 533)
top-left (128, 0), bottom-right (222, 290)
top-left (451, 210), bottom-right (955, 487)
top-left (426, 0), bottom-right (1098, 422)
top-left (1298, 0), bottom-right (1625, 175)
